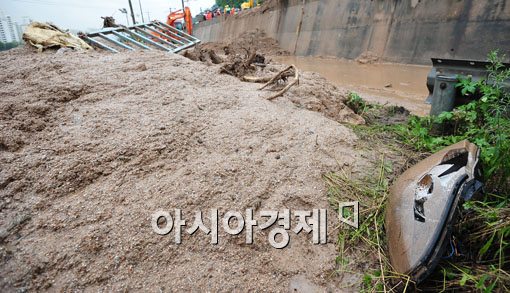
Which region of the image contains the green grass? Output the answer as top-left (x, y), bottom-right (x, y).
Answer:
top-left (324, 154), bottom-right (414, 292)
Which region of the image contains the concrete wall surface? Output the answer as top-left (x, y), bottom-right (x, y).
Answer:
top-left (194, 0), bottom-right (510, 64)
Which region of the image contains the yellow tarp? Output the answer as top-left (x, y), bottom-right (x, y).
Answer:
top-left (23, 22), bottom-right (92, 52)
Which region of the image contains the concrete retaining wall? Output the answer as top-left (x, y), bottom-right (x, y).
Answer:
top-left (194, 0), bottom-right (510, 64)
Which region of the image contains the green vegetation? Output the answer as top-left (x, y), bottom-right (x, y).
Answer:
top-left (325, 122), bottom-right (422, 292)
top-left (325, 157), bottom-right (412, 292)
top-left (345, 92), bottom-right (371, 115)
top-left (0, 41), bottom-right (20, 51)
top-left (326, 51), bottom-right (509, 291)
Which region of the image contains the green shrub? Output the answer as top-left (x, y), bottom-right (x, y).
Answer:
top-left (346, 92), bottom-right (372, 115)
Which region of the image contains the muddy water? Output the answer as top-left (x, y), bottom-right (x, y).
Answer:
top-left (273, 56), bottom-right (431, 116)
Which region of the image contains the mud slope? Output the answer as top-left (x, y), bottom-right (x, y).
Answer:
top-left (0, 48), bottom-right (368, 291)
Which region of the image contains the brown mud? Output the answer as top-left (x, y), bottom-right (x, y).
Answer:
top-left (0, 43), bottom-right (373, 291)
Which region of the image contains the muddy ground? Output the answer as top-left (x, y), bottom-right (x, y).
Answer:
top-left (0, 39), bottom-right (402, 291)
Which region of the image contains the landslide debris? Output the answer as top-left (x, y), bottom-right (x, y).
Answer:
top-left (182, 29), bottom-right (364, 125)
top-left (1, 45), bottom-right (366, 291)
top-left (183, 29), bottom-right (285, 79)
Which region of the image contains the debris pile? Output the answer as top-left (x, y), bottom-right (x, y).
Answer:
top-left (182, 46), bottom-right (224, 64)
top-left (182, 30), bottom-right (363, 124)
top-left (219, 50), bottom-right (265, 78)
top-left (182, 31), bottom-right (277, 79)
top-left (23, 22), bottom-right (92, 52)
top-left (356, 51), bottom-right (380, 64)
top-left (182, 30), bottom-right (299, 101)
top-left (182, 29), bottom-right (287, 69)
top-left (256, 65), bottom-right (299, 100)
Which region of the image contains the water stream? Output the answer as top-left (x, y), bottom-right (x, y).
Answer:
top-left (273, 56), bottom-right (432, 116)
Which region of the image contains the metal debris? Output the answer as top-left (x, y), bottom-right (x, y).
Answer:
top-left (79, 20), bottom-right (200, 53)
top-left (386, 140), bottom-right (483, 284)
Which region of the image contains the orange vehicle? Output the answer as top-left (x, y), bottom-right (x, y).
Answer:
top-left (167, 7), bottom-right (193, 35)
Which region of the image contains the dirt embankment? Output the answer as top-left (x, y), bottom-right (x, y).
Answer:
top-left (0, 42), bottom-right (371, 291)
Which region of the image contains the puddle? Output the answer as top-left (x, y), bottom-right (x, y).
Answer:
top-left (273, 56), bottom-right (431, 116)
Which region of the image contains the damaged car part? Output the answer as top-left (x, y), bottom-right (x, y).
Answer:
top-left (386, 140), bottom-right (483, 285)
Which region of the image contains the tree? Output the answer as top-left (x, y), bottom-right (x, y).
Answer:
top-left (0, 41), bottom-right (19, 51)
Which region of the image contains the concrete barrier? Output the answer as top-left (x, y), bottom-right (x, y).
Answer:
top-left (194, 0), bottom-right (510, 64)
